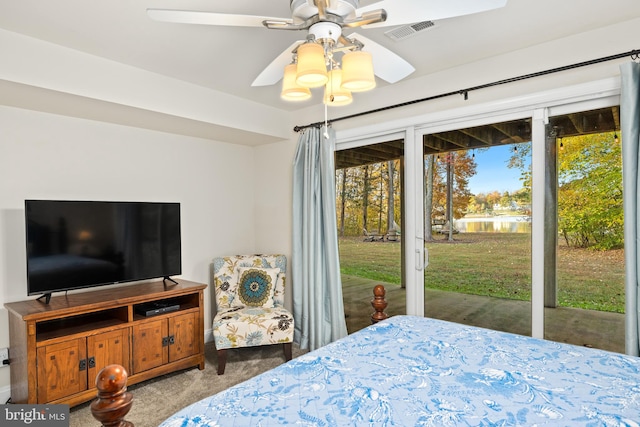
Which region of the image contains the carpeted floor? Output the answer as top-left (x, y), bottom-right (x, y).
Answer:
top-left (70, 342), bottom-right (308, 427)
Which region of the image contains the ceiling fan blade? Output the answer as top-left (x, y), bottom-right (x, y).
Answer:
top-left (146, 9), bottom-right (292, 27)
top-left (251, 40), bottom-right (305, 87)
top-left (356, 0), bottom-right (507, 27)
top-left (347, 33), bottom-right (415, 84)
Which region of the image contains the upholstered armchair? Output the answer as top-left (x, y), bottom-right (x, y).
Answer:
top-left (212, 254), bottom-right (294, 374)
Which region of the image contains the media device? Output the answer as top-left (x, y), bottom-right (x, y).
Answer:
top-left (25, 200), bottom-right (182, 303)
top-left (135, 301), bottom-right (181, 317)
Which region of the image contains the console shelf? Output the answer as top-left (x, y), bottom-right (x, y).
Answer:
top-left (5, 279), bottom-right (207, 407)
top-left (36, 308), bottom-right (128, 343)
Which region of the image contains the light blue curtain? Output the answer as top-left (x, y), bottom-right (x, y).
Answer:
top-left (292, 125), bottom-right (348, 351)
top-left (621, 61), bottom-right (640, 356)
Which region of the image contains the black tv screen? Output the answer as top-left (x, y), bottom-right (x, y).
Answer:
top-left (25, 200), bottom-right (182, 299)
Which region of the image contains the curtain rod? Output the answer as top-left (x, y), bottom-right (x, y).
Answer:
top-left (293, 48), bottom-right (640, 133)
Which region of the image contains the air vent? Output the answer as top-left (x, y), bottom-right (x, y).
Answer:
top-left (385, 21), bottom-right (435, 42)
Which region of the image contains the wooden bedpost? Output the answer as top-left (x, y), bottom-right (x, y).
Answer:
top-left (90, 364), bottom-right (134, 427)
top-left (371, 284), bottom-right (388, 324)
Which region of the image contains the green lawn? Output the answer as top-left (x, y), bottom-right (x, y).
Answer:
top-left (338, 233), bottom-right (625, 313)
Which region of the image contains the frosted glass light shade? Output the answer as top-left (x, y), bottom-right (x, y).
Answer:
top-left (341, 50), bottom-right (376, 92)
top-left (295, 42), bottom-right (328, 88)
top-left (281, 63), bottom-right (311, 101)
top-left (323, 69), bottom-right (352, 107)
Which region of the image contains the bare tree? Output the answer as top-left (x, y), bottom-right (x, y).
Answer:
top-left (378, 165), bottom-right (384, 233)
top-left (362, 165), bottom-right (370, 233)
top-left (424, 155), bottom-right (434, 241)
top-left (387, 160), bottom-right (395, 233)
top-left (446, 153), bottom-right (455, 242)
top-left (339, 168), bottom-right (347, 237)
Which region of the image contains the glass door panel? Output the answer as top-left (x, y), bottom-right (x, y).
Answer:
top-left (544, 107), bottom-right (624, 353)
top-left (335, 140), bottom-right (406, 333)
top-left (423, 118), bottom-right (533, 336)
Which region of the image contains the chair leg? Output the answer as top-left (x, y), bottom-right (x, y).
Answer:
top-left (217, 349), bottom-right (227, 375)
top-left (283, 342), bottom-right (292, 361)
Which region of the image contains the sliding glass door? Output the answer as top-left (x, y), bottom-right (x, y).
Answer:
top-left (334, 79), bottom-right (624, 350)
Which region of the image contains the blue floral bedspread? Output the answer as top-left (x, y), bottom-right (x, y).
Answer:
top-left (159, 315), bottom-right (640, 426)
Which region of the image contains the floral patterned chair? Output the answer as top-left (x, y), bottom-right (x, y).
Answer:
top-left (212, 254), bottom-right (294, 374)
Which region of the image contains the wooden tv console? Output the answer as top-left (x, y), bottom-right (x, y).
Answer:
top-left (4, 279), bottom-right (207, 407)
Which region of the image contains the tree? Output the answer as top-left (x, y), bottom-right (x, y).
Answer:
top-left (336, 161), bottom-right (401, 237)
top-left (508, 142), bottom-right (532, 206)
top-left (429, 151), bottom-right (476, 238)
top-left (388, 160), bottom-right (395, 233)
top-left (362, 165), bottom-right (370, 232)
top-left (508, 133), bottom-right (623, 249)
top-left (338, 168), bottom-right (347, 236)
top-left (424, 155), bottom-right (435, 241)
top-left (499, 191), bottom-right (512, 208)
top-left (377, 164), bottom-right (385, 231)
top-left (335, 166), bottom-right (366, 236)
top-left (433, 151), bottom-right (476, 218)
top-left (557, 132), bottom-right (622, 249)
top-left (468, 192), bottom-right (489, 213)
top-left (485, 191), bottom-right (501, 209)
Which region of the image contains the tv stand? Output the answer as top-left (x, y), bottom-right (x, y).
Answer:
top-left (163, 276), bottom-right (178, 286)
top-left (4, 279), bottom-right (206, 407)
top-left (35, 292), bottom-right (52, 304)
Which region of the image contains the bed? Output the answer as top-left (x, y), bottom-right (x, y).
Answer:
top-left (159, 315), bottom-right (640, 426)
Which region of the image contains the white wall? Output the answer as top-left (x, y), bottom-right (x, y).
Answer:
top-left (253, 137), bottom-right (297, 254)
top-left (252, 134), bottom-right (298, 309)
top-left (0, 105), bottom-right (275, 400)
top-left (0, 28), bottom-right (290, 143)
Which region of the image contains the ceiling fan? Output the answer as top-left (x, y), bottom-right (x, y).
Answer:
top-left (148, 0), bottom-right (507, 95)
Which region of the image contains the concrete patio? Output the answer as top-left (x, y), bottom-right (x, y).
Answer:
top-left (342, 275), bottom-right (625, 354)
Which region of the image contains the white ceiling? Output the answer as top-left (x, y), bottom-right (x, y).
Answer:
top-left (1, 0), bottom-right (639, 113)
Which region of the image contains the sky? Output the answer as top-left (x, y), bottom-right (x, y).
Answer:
top-left (467, 144), bottom-right (526, 195)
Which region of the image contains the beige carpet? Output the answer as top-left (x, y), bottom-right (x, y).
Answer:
top-left (70, 342), bottom-right (308, 427)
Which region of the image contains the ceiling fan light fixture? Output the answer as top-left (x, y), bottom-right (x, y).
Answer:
top-left (341, 50), bottom-right (376, 92)
top-left (281, 63), bottom-right (312, 101)
top-left (295, 42), bottom-right (328, 88)
top-left (323, 68), bottom-right (352, 107)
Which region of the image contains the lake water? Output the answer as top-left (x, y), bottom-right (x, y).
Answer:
top-left (454, 216), bottom-right (531, 233)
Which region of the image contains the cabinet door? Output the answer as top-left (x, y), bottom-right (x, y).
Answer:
top-left (169, 312), bottom-right (198, 362)
top-left (36, 338), bottom-right (87, 403)
top-left (132, 319), bottom-right (168, 374)
top-left (87, 328), bottom-right (130, 381)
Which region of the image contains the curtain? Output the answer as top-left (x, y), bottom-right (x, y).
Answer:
top-left (621, 61), bottom-right (640, 356)
top-left (292, 125), bottom-right (348, 351)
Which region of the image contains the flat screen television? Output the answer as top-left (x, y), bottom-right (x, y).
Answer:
top-left (25, 200), bottom-right (182, 303)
